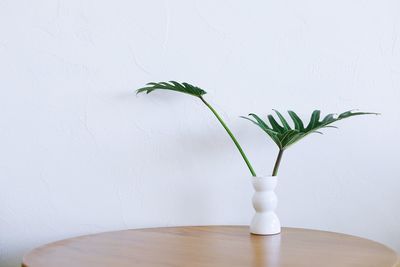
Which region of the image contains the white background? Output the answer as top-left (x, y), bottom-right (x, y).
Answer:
top-left (1, 0), bottom-right (400, 266)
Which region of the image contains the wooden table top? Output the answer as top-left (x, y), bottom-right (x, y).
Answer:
top-left (22, 226), bottom-right (399, 267)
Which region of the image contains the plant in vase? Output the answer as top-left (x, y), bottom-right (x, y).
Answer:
top-left (242, 110), bottom-right (378, 235)
top-left (136, 81), bottom-right (377, 236)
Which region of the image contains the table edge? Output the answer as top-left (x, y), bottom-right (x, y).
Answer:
top-left (21, 225), bottom-right (399, 267)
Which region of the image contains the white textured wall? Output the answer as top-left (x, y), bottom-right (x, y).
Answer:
top-left (1, 0), bottom-right (400, 266)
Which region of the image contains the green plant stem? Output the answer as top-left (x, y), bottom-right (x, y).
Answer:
top-left (272, 149), bottom-right (284, 176)
top-left (199, 96), bottom-right (257, 177)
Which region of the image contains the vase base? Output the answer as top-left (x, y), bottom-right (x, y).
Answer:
top-left (250, 229), bottom-right (281, 236)
top-left (250, 212), bottom-right (281, 236)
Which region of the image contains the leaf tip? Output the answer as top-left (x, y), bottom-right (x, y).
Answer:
top-left (135, 88), bottom-right (145, 95)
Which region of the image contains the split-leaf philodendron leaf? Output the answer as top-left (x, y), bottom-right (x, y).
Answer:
top-left (242, 109), bottom-right (378, 176)
top-left (136, 81), bottom-right (257, 176)
top-left (137, 81), bottom-right (207, 97)
top-left (242, 110), bottom-right (379, 151)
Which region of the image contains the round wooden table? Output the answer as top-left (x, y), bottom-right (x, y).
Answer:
top-left (22, 226), bottom-right (399, 267)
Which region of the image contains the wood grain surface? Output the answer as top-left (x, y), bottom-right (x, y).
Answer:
top-left (22, 226), bottom-right (399, 267)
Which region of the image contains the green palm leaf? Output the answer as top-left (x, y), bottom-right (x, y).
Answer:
top-left (242, 109), bottom-right (378, 176)
top-left (136, 81), bottom-right (207, 97)
top-left (136, 80), bottom-right (256, 176)
top-left (243, 109), bottom-right (378, 150)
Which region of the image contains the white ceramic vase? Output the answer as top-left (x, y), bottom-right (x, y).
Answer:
top-left (250, 175), bottom-right (281, 235)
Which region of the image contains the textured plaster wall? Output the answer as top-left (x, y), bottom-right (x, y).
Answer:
top-left (1, 0), bottom-right (400, 266)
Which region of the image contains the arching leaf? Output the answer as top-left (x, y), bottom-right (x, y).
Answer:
top-left (242, 110), bottom-right (378, 150)
top-left (137, 81), bottom-right (207, 97)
